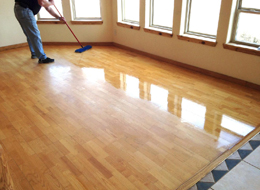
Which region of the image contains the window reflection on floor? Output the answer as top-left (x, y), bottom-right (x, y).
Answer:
top-left (181, 98), bottom-right (206, 129)
top-left (49, 65), bottom-right (71, 77)
top-left (48, 65), bottom-right (72, 86)
top-left (82, 68), bottom-right (105, 82)
top-left (120, 74), bottom-right (140, 98)
top-left (221, 115), bottom-right (254, 136)
top-left (150, 84), bottom-right (168, 110)
top-left (111, 71), bottom-right (256, 138)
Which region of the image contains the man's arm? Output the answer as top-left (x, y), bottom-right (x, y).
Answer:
top-left (37, 0), bottom-right (53, 8)
top-left (38, 0), bottom-right (65, 21)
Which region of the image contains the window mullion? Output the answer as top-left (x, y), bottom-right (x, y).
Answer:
top-left (72, 0), bottom-right (76, 20)
top-left (185, 0), bottom-right (192, 33)
top-left (122, 0), bottom-right (125, 21)
top-left (231, 8), bottom-right (240, 42)
top-left (150, 0), bottom-right (154, 27)
top-left (239, 9), bottom-right (260, 14)
top-left (238, 0), bottom-right (242, 9)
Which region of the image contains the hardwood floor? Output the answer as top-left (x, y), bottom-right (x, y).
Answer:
top-left (0, 45), bottom-right (260, 190)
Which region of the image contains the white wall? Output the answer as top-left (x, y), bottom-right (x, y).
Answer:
top-left (112, 0), bottom-right (260, 86)
top-left (39, 0), bottom-right (113, 42)
top-left (0, 0), bottom-right (113, 46)
top-left (0, 1), bottom-right (26, 47)
top-left (1, 0), bottom-right (259, 86)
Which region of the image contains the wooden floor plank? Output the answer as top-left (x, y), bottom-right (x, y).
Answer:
top-left (0, 45), bottom-right (260, 189)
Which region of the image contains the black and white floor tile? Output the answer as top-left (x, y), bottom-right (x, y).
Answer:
top-left (189, 132), bottom-right (260, 190)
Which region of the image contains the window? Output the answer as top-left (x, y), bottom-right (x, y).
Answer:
top-left (185, 0), bottom-right (222, 38)
top-left (71, 0), bottom-right (101, 21)
top-left (37, 0), bottom-right (63, 20)
top-left (231, 0), bottom-right (260, 47)
top-left (118, 0), bottom-right (140, 24)
top-left (149, 0), bottom-right (174, 30)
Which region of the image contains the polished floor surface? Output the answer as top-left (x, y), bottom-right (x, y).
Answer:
top-left (0, 45), bottom-right (260, 190)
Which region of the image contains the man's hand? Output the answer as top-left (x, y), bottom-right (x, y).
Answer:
top-left (58, 17), bottom-right (66, 22)
top-left (43, 1), bottom-right (66, 21)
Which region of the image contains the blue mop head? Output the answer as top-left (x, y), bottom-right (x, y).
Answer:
top-left (75, 45), bottom-right (92, 53)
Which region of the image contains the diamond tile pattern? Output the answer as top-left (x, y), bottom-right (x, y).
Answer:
top-left (249, 140), bottom-right (260, 150)
top-left (189, 132), bottom-right (260, 190)
top-left (211, 170), bottom-right (228, 182)
top-left (237, 149), bottom-right (252, 159)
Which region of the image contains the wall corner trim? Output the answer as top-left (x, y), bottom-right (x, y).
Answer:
top-left (0, 43), bottom-right (28, 52)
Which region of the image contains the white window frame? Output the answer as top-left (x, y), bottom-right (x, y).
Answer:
top-left (230, 0), bottom-right (260, 47)
top-left (118, 0), bottom-right (140, 25)
top-left (149, 0), bottom-right (174, 31)
top-left (71, 0), bottom-right (102, 21)
top-left (184, 0), bottom-right (221, 39)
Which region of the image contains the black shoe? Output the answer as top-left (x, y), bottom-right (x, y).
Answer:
top-left (31, 55), bottom-right (37, 59)
top-left (38, 57), bottom-right (54, 64)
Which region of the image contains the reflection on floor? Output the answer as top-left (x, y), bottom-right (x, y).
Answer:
top-left (0, 45), bottom-right (260, 190)
top-left (81, 65), bottom-right (258, 140)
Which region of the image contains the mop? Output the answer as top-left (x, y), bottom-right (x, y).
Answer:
top-left (54, 5), bottom-right (92, 53)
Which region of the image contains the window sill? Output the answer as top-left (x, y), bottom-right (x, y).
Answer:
top-left (37, 20), bottom-right (65, 24)
top-left (177, 34), bottom-right (217, 47)
top-left (117, 22), bottom-right (140, 30)
top-left (71, 20), bottom-right (103, 25)
top-left (37, 20), bottom-right (103, 25)
top-left (144, 27), bottom-right (173, 38)
top-left (223, 43), bottom-right (260, 56)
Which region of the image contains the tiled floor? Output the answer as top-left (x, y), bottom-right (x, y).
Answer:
top-left (189, 132), bottom-right (260, 190)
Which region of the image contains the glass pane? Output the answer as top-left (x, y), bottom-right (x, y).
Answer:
top-left (152, 0), bottom-right (174, 28)
top-left (188, 0), bottom-right (221, 36)
top-left (235, 13), bottom-right (260, 45)
top-left (39, 0), bottom-right (63, 19)
top-left (241, 0), bottom-right (260, 9)
top-left (74, 0), bottom-right (101, 18)
top-left (123, 0), bottom-right (140, 22)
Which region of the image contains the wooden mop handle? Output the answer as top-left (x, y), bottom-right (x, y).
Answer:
top-left (53, 5), bottom-right (83, 48)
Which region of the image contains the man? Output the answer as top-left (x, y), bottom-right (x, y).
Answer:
top-left (14, 0), bottom-right (65, 63)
